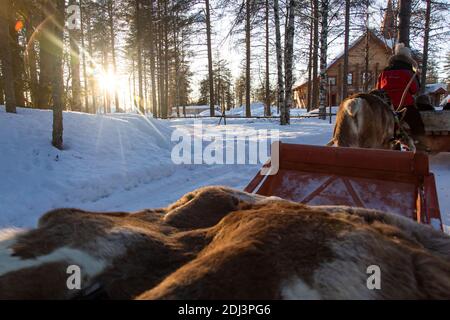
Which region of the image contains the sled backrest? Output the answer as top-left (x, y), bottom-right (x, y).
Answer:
top-left (245, 143), bottom-right (442, 230)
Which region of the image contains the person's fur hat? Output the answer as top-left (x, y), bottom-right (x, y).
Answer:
top-left (389, 43), bottom-right (418, 69)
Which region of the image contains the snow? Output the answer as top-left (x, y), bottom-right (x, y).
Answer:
top-left (425, 83), bottom-right (448, 95)
top-left (0, 105), bottom-right (449, 234)
top-left (308, 106), bottom-right (339, 115)
top-left (325, 31), bottom-right (391, 71)
top-left (171, 105), bottom-right (221, 117)
top-left (199, 109), bottom-right (222, 116)
top-left (188, 102), bottom-right (310, 117)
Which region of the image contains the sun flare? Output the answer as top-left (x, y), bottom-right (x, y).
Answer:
top-left (96, 69), bottom-right (118, 94)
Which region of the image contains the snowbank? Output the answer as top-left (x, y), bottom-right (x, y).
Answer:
top-left (0, 107), bottom-right (174, 227)
top-left (226, 102), bottom-right (309, 117)
top-left (0, 106), bottom-right (448, 234)
top-left (199, 109), bottom-right (222, 116)
top-left (174, 102), bottom-right (315, 118)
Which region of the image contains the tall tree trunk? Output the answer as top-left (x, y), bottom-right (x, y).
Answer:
top-left (318, 0), bottom-right (329, 120)
top-left (157, 0), bottom-right (164, 118)
top-left (205, 0), bottom-right (215, 116)
top-left (264, 0), bottom-right (271, 116)
top-left (107, 0), bottom-right (120, 112)
top-left (282, 0), bottom-right (296, 125)
top-left (273, 0), bottom-right (284, 118)
top-left (132, 57), bottom-right (137, 107)
top-left (174, 13), bottom-right (181, 118)
top-left (80, 0), bottom-right (89, 112)
top-left (363, 0), bottom-right (370, 92)
top-left (162, 0), bottom-right (169, 119)
top-left (342, 0), bottom-right (350, 101)
top-left (102, 47), bottom-right (110, 113)
top-left (245, 0), bottom-right (251, 117)
top-left (144, 55), bottom-right (148, 113)
top-left (135, 0), bottom-right (145, 114)
top-left (149, 0), bottom-right (158, 117)
top-left (306, 0), bottom-right (314, 111)
top-left (49, 0), bottom-right (65, 149)
top-left (398, 0), bottom-right (411, 47)
top-left (69, 0), bottom-right (81, 112)
top-left (312, 0), bottom-right (319, 110)
top-left (420, 0), bottom-right (431, 94)
top-left (87, 12), bottom-right (96, 114)
top-left (25, 15), bottom-right (39, 108)
top-left (0, 0), bottom-right (16, 113)
top-left (10, 17), bottom-right (25, 107)
top-left (38, 3), bottom-right (53, 110)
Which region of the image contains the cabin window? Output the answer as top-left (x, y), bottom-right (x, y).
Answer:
top-left (347, 73), bottom-right (353, 85)
top-left (328, 77), bottom-right (337, 86)
top-left (361, 72), bottom-right (373, 85)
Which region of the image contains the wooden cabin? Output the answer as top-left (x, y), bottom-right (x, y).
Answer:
top-left (294, 30), bottom-right (394, 108)
top-left (424, 84), bottom-right (448, 107)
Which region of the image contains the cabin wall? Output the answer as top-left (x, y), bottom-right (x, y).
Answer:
top-left (294, 34), bottom-right (392, 108)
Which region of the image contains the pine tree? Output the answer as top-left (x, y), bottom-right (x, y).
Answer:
top-left (426, 56), bottom-right (439, 84)
top-left (48, 0), bottom-right (65, 149)
top-left (0, 0), bottom-right (17, 113)
top-left (318, 0), bottom-right (329, 119)
top-left (420, 0), bottom-right (431, 94)
top-left (342, 0), bottom-right (350, 101)
top-left (69, 0), bottom-right (82, 112)
top-left (264, 0), bottom-right (271, 116)
top-left (205, 0), bottom-right (215, 116)
top-left (311, 0), bottom-right (319, 110)
top-left (274, 0), bottom-right (284, 118)
top-left (398, 0), bottom-right (411, 46)
top-left (281, 0), bottom-right (296, 125)
top-left (245, 0), bottom-right (252, 117)
top-left (444, 52), bottom-right (450, 84)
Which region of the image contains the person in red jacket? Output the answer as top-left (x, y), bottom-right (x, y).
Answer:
top-left (376, 43), bottom-right (425, 136)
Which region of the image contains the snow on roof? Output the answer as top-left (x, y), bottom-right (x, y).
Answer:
top-left (325, 36), bottom-right (361, 70)
top-left (326, 30), bottom-right (392, 70)
top-left (295, 31), bottom-right (393, 90)
top-left (425, 83), bottom-right (448, 94)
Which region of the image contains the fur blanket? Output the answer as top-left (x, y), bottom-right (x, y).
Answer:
top-left (0, 186), bottom-right (449, 300)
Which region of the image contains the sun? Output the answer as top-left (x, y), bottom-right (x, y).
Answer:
top-left (96, 68), bottom-right (118, 94)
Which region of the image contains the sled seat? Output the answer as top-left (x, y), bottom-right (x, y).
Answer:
top-left (245, 143), bottom-right (442, 231)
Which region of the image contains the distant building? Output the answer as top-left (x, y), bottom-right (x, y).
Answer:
top-left (294, 30), bottom-right (394, 108)
top-left (293, 0), bottom-right (397, 108)
top-left (425, 84), bottom-right (448, 107)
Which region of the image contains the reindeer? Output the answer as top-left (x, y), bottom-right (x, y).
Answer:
top-left (1, 186), bottom-right (449, 300)
top-left (328, 91), bottom-right (397, 149)
top-left (329, 90), bottom-right (420, 151)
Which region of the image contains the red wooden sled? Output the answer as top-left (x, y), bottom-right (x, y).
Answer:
top-left (245, 143), bottom-right (443, 231)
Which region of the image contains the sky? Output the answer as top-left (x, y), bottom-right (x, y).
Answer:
top-left (100, 0), bottom-right (450, 106)
top-left (186, 0), bottom-right (448, 101)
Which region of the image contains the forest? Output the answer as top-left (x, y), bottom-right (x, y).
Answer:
top-left (0, 0), bottom-right (449, 149)
top-left (2, 0), bottom-right (450, 303)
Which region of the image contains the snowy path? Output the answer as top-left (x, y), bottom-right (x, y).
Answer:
top-left (86, 117), bottom-right (333, 212)
top-left (0, 106), bottom-right (449, 233)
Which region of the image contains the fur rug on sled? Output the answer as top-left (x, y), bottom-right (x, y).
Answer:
top-left (0, 186), bottom-right (449, 300)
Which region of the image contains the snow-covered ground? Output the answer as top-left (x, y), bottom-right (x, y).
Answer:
top-left (1, 105), bottom-right (449, 234)
top-left (198, 102), bottom-right (313, 117)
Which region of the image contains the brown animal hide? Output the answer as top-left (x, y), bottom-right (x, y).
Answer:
top-left (0, 187), bottom-right (449, 300)
top-left (331, 93), bottom-right (395, 149)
